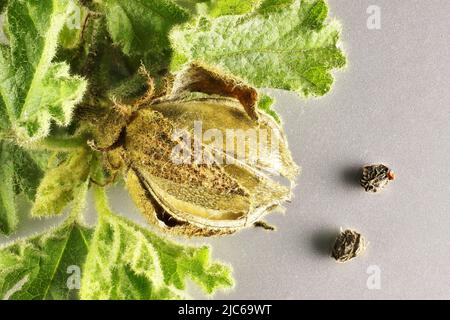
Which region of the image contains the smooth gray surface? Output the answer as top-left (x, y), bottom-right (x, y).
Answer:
top-left (1, 0), bottom-right (450, 300)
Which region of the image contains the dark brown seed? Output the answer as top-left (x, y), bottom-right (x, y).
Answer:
top-left (360, 164), bottom-right (394, 193)
top-left (331, 229), bottom-right (366, 263)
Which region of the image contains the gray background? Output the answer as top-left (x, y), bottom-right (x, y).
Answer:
top-left (1, 0), bottom-right (450, 300)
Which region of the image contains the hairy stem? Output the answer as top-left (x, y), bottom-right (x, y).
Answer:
top-left (38, 135), bottom-right (88, 151)
top-left (69, 181), bottom-right (90, 223)
top-left (93, 185), bottom-right (111, 218)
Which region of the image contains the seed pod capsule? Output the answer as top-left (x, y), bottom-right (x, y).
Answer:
top-left (87, 63), bottom-right (299, 237)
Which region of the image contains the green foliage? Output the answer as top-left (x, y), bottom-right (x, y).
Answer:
top-left (173, 0), bottom-right (207, 14)
top-left (178, 0), bottom-right (261, 16)
top-left (56, 16), bottom-right (136, 101)
top-left (100, 0), bottom-right (190, 57)
top-left (0, 221), bottom-right (92, 300)
top-left (257, 0), bottom-right (294, 13)
top-left (31, 149), bottom-right (91, 217)
top-left (57, 0), bottom-right (192, 103)
top-left (11, 146), bottom-right (46, 201)
top-left (0, 142), bottom-right (16, 234)
top-left (58, 3), bottom-right (89, 50)
top-left (0, 0), bottom-right (7, 14)
top-left (0, 0), bottom-right (87, 142)
top-left (258, 94), bottom-right (280, 124)
top-left (0, 141), bottom-right (45, 235)
top-left (92, 0), bottom-right (191, 83)
top-left (171, 0), bottom-right (346, 97)
top-left (0, 0), bottom-right (347, 300)
top-left (0, 182), bottom-right (233, 300)
top-left (80, 188), bottom-right (233, 300)
top-left (206, 0), bottom-right (261, 16)
top-left (0, 181), bottom-right (92, 300)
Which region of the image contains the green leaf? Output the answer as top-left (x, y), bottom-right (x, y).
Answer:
top-left (205, 0), bottom-right (261, 17)
top-left (258, 94), bottom-right (280, 124)
top-left (175, 0), bottom-right (261, 17)
top-left (99, 0), bottom-right (190, 57)
top-left (0, 141), bottom-right (16, 235)
top-left (0, 181), bottom-right (92, 300)
top-left (62, 0), bottom-right (191, 103)
top-left (11, 146), bottom-right (45, 201)
top-left (59, 3), bottom-right (89, 50)
top-left (0, 0), bottom-right (7, 14)
top-left (257, 0), bottom-right (294, 13)
top-left (57, 15), bottom-right (136, 100)
top-left (170, 0), bottom-right (346, 97)
top-left (0, 141), bottom-right (47, 235)
top-left (0, 221), bottom-right (93, 300)
top-left (31, 149), bottom-right (91, 217)
top-left (173, 0), bottom-right (207, 14)
top-left (80, 188), bottom-right (234, 299)
top-left (0, 0), bottom-right (87, 142)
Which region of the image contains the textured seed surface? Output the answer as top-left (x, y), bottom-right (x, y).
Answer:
top-left (360, 164), bottom-right (394, 193)
top-left (331, 229), bottom-right (366, 263)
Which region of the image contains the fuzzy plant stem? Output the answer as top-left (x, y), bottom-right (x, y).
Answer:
top-left (39, 136), bottom-right (88, 151)
top-left (93, 185), bottom-right (112, 218)
top-left (68, 181), bottom-right (90, 223)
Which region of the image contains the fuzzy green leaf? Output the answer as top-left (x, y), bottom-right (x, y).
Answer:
top-left (205, 0), bottom-right (261, 17)
top-left (82, 0), bottom-right (191, 100)
top-left (58, 3), bottom-right (89, 50)
top-left (56, 15), bottom-right (137, 100)
top-left (173, 0), bottom-right (206, 14)
top-left (0, 221), bottom-right (92, 300)
top-left (80, 189), bottom-right (233, 300)
top-left (0, 0), bottom-right (87, 142)
top-left (0, 141), bottom-right (46, 234)
top-left (0, 142), bottom-right (16, 235)
top-left (31, 149), bottom-right (91, 217)
top-left (11, 146), bottom-right (45, 201)
top-left (100, 0), bottom-right (190, 57)
top-left (258, 94), bottom-right (280, 124)
top-left (257, 0), bottom-right (294, 13)
top-left (0, 0), bottom-right (6, 14)
top-left (176, 0), bottom-right (261, 17)
top-left (0, 181), bottom-right (92, 300)
top-left (170, 0), bottom-right (346, 97)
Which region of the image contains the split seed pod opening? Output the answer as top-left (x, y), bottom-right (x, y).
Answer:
top-left (106, 63), bottom-right (299, 236)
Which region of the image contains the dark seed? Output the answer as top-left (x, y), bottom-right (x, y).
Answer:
top-left (331, 229), bottom-right (366, 263)
top-left (360, 164), bottom-right (394, 193)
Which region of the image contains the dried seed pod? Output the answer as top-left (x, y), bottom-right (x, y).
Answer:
top-left (331, 229), bottom-right (366, 263)
top-left (89, 63), bottom-right (299, 237)
top-left (125, 98), bottom-right (297, 236)
top-left (360, 164), bottom-right (395, 193)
